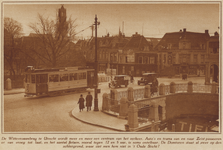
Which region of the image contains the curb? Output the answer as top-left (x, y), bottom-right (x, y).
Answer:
top-left (71, 109), bottom-right (125, 132)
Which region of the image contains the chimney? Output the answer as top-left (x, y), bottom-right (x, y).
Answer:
top-left (183, 28), bottom-right (186, 32)
top-left (179, 29), bottom-right (182, 33)
top-left (205, 30), bottom-right (209, 34)
top-left (214, 31), bottom-right (219, 36)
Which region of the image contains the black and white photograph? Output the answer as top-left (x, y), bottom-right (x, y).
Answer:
top-left (1, 1), bottom-right (222, 150)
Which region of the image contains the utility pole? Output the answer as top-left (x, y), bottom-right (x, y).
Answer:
top-left (93, 15), bottom-right (100, 111)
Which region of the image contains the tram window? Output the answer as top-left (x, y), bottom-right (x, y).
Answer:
top-left (26, 74), bottom-right (31, 83)
top-left (60, 74), bottom-right (68, 82)
top-left (31, 75), bottom-right (35, 83)
top-left (79, 72), bottom-right (86, 79)
top-left (70, 73), bottom-right (78, 80)
top-left (36, 74), bottom-right (48, 83)
top-left (49, 74), bottom-right (59, 82)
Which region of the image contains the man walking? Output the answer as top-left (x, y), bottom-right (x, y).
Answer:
top-left (86, 92), bottom-right (93, 111)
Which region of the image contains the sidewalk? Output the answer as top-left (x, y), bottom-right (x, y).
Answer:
top-left (4, 88), bottom-right (24, 95)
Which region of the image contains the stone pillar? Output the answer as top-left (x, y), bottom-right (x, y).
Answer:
top-left (102, 93), bottom-right (109, 111)
top-left (111, 89), bottom-right (118, 105)
top-left (211, 82), bottom-right (217, 94)
top-left (149, 102), bottom-right (159, 122)
top-left (144, 85), bottom-right (151, 98)
top-left (119, 97), bottom-right (128, 118)
top-left (170, 82), bottom-right (176, 93)
top-left (128, 104), bottom-right (138, 129)
top-left (6, 78), bottom-right (12, 90)
top-left (187, 81), bottom-right (193, 93)
top-left (159, 83), bottom-right (165, 95)
top-left (127, 87), bottom-right (134, 102)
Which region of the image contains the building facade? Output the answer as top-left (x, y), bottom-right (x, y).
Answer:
top-left (155, 28), bottom-right (209, 77)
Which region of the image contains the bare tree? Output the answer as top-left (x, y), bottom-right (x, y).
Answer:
top-left (4, 17), bottom-right (23, 77)
top-left (29, 13), bottom-right (78, 68)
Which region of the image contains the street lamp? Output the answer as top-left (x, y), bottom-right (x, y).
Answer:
top-left (94, 15), bottom-right (100, 111)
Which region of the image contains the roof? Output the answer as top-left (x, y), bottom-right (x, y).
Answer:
top-left (124, 33), bottom-right (151, 50)
top-left (155, 29), bottom-right (210, 50)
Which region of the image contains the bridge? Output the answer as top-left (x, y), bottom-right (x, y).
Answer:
top-left (101, 81), bottom-right (219, 132)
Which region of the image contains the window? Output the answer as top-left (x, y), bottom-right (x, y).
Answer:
top-left (172, 54), bottom-right (176, 64)
top-left (201, 55), bottom-right (205, 63)
top-left (36, 74), bottom-right (48, 83)
top-left (60, 74), bottom-right (68, 82)
top-left (31, 75), bottom-right (35, 83)
top-left (138, 56), bottom-right (143, 64)
top-left (131, 66), bottom-right (134, 71)
top-left (79, 72), bottom-right (86, 79)
top-left (163, 54), bottom-right (166, 63)
top-left (122, 66), bottom-right (125, 74)
top-left (150, 57), bottom-right (155, 64)
top-left (143, 57), bottom-right (147, 64)
top-left (26, 74), bottom-right (30, 83)
top-left (70, 73), bottom-right (78, 80)
top-left (193, 54), bottom-right (197, 63)
top-left (49, 74), bottom-right (59, 82)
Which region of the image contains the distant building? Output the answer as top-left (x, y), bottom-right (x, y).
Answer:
top-left (205, 31), bottom-right (219, 83)
top-left (155, 28), bottom-right (210, 77)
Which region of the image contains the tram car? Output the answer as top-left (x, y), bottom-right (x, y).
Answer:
top-left (24, 66), bottom-right (95, 97)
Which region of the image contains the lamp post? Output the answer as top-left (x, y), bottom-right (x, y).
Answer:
top-left (94, 15), bottom-right (99, 111)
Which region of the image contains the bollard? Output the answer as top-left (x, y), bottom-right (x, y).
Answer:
top-left (187, 81), bottom-right (193, 93)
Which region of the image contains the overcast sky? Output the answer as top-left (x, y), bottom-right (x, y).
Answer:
top-left (3, 2), bottom-right (220, 39)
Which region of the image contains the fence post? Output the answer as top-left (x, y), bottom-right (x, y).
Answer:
top-left (127, 87), bottom-right (134, 102)
top-left (144, 85), bottom-right (151, 98)
top-left (159, 83), bottom-right (165, 95)
top-left (170, 82), bottom-right (176, 93)
top-left (187, 81), bottom-right (193, 93)
top-left (211, 82), bottom-right (217, 94)
top-left (128, 104), bottom-right (138, 130)
top-left (119, 97), bottom-right (128, 119)
top-left (102, 93), bottom-right (109, 111)
top-left (6, 78), bottom-right (12, 90)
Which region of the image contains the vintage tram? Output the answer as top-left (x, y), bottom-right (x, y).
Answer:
top-left (24, 66), bottom-right (95, 97)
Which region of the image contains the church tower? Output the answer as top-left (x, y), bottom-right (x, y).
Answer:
top-left (57, 5), bottom-right (68, 36)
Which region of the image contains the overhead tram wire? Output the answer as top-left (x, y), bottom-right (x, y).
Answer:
top-left (74, 25), bottom-right (92, 36)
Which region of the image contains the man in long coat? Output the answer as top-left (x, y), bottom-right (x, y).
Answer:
top-left (86, 92), bottom-right (93, 111)
top-left (77, 94), bottom-right (85, 112)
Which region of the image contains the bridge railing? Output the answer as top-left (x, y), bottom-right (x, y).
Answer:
top-left (104, 81), bottom-right (218, 117)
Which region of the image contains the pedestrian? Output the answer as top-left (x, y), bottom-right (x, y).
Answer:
top-left (77, 94), bottom-right (85, 112)
top-left (86, 92), bottom-right (93, 111)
